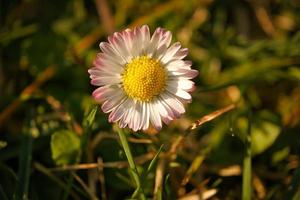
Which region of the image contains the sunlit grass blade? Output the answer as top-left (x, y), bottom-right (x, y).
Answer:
top-left (15, 129), bottom-right (33, 200)
top-left (242, 111), bottom-right (252, 200)
top-left (117, 128), bottom-right (146, 200)
top-left (146, 144), bottom-right (164, 174)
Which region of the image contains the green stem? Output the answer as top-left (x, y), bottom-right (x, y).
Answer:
top-left (242, 112), bottom-right (252, 200)
top-left (117, 128), bottom-right (146, 200)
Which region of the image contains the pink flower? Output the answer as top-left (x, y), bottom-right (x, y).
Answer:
top-left (88, 25), bottom-right (198, 131)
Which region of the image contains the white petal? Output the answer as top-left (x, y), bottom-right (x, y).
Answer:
top-left (168, 69), bottom-right (198, 79)
top-left (108, 98), bottom-right (131, 122)
top-left (173, 48), bottom-right (188, 60)
top-left (158, 96), bottom-right (177, 119)
top-left (101, 90), bottom-right (125, 113)
top-left (154, 99), bottom-right (173, 124)
top-left (167, 79), bottom-right (195, 92)
top-left (121, 29), bottom-right (134, 59)
top-left (109, 33), bottom-right (132, 63)
top-left (149, 103), bottom-right (162, 130)
top-left (131, 27), bottom-right (143, 56)
top-left (94, 52), bottom-right (123, 67)
top-left (146, 28), bottom-right (172, 57)
top-left (99, 42), bottom-right (126, 65)
top-left (88, 66), bottom-right (123, 78)
top-left (142, 102), bottom-right (150, 130)
top-left (160, 42), bottom-right (181, 64)
top-left (159, 30), bottom-right (172, 48)
top-left (128, 101), bottom-right (139, 131)
top-left (133, 101), bottom-right (143, 131)
top-left (119, 99), bottom-right (135, 128)
top-left (160, 92), bottom-right (185, 117)
top-left (165, 60), bottom-right (192, 71)
top-left (166, 85), bottom-right (192, 101)
top-left (90, 76), bottom-right (121, 86)
top-left (92, 85), bottom-right (119, 101)
top-left (140, 25), bottom-right (150, 52)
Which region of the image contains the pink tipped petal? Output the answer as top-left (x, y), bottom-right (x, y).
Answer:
top-left (92, 85), bottom-right (115, 101)
top-left (141, 25), bottom-right (150, 45)
top-left (161, 42), bottom-right (182, 64)
top-left (90, 76), bottom-right (121, 86)
top-left (154, 99), bottom-right (174, 124)
top-left (108, 98), bottom-right (132, 123)
top-left (93, 53), bottom-right (123, 70)
top-left (101, 91), bottom-right (125, 113)
top-left (161, 93), bottom-right (185, 116)
top-left (159, 30), bottom-right (172, 48)
top-left (173, 48), bottom-right (189, 60)
top-left (165, 60), bottom-right (192, 71)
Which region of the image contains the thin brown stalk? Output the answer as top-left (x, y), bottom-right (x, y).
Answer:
top-left (46, 95), bottom-right (83, 135)
top-left (0, 66), bottom-right (56, 128)
top-left (33, 162), bottom-right (80, 200)
top-left (94, 0), bottom-right (115, 34)
top-left (167, 104), bottom-right (236, 157)
top-left (91, 132), bottom-right (152, 149)
top-left (75, 0), bottom-right (193, 55)
top-left (153, 159), bottom-right (165, 200)
top-left (97, 157), bottom-right (107, 200)
top-left (71, 172), bottom-right (99, 200)
top-left (49, 152), bottom-right (155, 172)
top-left (252, 4), bottom-right (276, 37)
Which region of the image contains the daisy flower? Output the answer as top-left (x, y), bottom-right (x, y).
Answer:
top-left (88, 25), bottom-right (198, 131)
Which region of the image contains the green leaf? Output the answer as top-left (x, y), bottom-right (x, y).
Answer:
top-left (51, 130), bottom-right (81, 165)
top-left (236, 117), bottom-right (281, 155)
top-left (251, 121), bottom-right (280, 155)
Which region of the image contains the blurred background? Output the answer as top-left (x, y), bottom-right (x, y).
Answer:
top-left (1, 0), bottom-right (300, 199)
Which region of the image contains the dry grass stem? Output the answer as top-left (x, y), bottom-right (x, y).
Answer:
top-left (49, 152), bottom-right (155, 172)
top-left (153, 159), bottom-right (165, 199)
top-left (72, 172), bottom-right (99, 200)
top-left (97, 157), bottom-right (107, 200)
top-left (0, 66), bottom-right (56, 128)
top-left (94, 0), bottom-right (115, 34)
top-left (33, 162), bottom-right (80, 200)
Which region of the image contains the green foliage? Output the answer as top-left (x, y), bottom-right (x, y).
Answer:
top-left (1, 0), bottom-right (300, 199)
top-left (51, 130), bottom-right (81, 165)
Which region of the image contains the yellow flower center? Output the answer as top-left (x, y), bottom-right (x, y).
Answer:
top-left (122, 56), bottom-right (166, 101)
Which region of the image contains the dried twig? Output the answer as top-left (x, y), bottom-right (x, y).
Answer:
top-left (252, 3), bottom-right (276, 37)
top-left (97, 158), bottom-right (107, 200)
top-left (33, 162), bottom-right (80, 200)
top-left (91, 132), bottom-right (152, 149)
top-left (153, 159), bottom-right (165, 199)
top-left (253, 174), bottom-right (266, 200)
top-left (49, 152), bottom-right (155, 172)
top-left (94, 0), bottom-right (115, 34)
top-left (71, 172), bottom-right (99, 200)
top-left (0, 66), bottom-right (56, 128)
top-left (167, 104), bottom-right (236, 157)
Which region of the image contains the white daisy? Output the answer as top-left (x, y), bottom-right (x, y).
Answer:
top-left (88, 25), bottom-right (198, 131)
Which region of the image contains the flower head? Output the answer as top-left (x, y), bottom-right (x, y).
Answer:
top-left (88, 25), bottom-right (198, 131)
